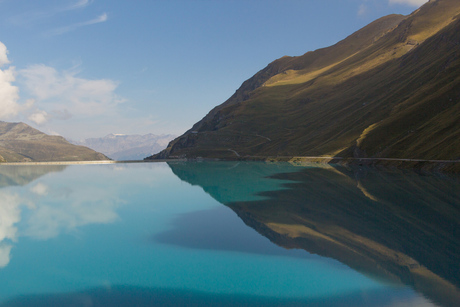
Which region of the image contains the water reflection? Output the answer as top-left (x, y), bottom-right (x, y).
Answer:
top-left (0, 285), bottom-right (433, 307)
top-left (0, 165), bottom-right (66, 189)
top-left (0, 165), bottom-right (123, 268)
top-left (0, 166), bottom-right (66, 268)
top-left (154, 206), bottom-right (310, 258)
top-left (168, 161), bottom-right (460, 307)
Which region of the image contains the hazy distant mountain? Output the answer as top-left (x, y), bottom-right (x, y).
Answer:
top-left (73, 134), bottom-right (176, 160)
top-left (151, 0), bottom-right (460, 165)
top-left (0, 121), bottom-right (108, 162)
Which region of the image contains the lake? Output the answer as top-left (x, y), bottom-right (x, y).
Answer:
top-left (0, 161), bottom-right (458, 306)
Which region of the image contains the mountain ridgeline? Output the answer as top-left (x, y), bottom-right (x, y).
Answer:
top-left (72, 133), bottom-right (176, 161)
top-left (150, 0), bottom-right (460, 167)
top-left (0, 122), bottom-right (108, 162)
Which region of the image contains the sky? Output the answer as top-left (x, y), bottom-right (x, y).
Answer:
top-left (0, 0), bottom-right (427, 141)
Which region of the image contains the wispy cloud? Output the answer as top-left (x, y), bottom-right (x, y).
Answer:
top-left (45, 12), bottom-right (108, 36)
top-left (8, 0), bottom-right (93, 26)
top-left (69, 0), bottom-right (93, 10)
top-left (389, 0), bottom-right (428, 7)
top-left (357, 4), bottom-right (368, 16)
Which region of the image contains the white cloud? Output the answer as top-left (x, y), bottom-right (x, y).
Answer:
top-left (69, 0), bottom-right (93, 10)
top-left (389, 0), bottom-right (428, 7)
top-left (31, 183), bottom-right (49, 196)
top-left (0, 42), bottom-right (10, 66)
top-left (0, 42), bottom-right (22, 120)
top-left (46, 12), bottom-right (108, 36)
top-left (24, 186), bottom-right (121, 240)
top-left (0, 179), bottom-right (122, 267)
top-left (358, 4), bottom-right (368, 16)
top-left (0, 191), bottom-right (22, 243)
top-left (28, 110), bottom-right (50, 125)
top-left (8, 0), bottom-right (95, 26)
top-left (19, 64), bottom-right (124, 123)
top-left (0, 244), bottom-right (13, 268)
top-left (0, 190), bottom-right (27, 268)
top-left (0, 67), bottom-right (20, 119)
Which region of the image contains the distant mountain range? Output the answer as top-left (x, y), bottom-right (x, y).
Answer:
top-left (72, 134), bottom-right (176, 161)
top-left (151, 0), bottom-right (460, 167)
top-left (0, 122), bottom-right (108, 162)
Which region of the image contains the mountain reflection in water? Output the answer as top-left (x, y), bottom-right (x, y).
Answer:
top-left (168, 161), bottom-right (460, 307)
top-left (0, 165), bottom-right (66, 189)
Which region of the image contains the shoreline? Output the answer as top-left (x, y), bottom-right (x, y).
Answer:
top-left (1, 156), bottom-right (458, 173)
top-left (0, 159), bottom-right (186, 166)
top-left (237, 156), bottom-right (460, 173)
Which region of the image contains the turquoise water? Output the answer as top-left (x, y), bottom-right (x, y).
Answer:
top-left (0, 162), bottom-right (458, 306)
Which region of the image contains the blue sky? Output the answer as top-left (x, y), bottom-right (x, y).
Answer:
top-left (0, 0), bottom-right (426, 140)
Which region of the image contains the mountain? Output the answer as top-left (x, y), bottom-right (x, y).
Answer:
top-left (150, 0), bottom-right (460, 168)
top-left (72, 133), bottom-right (176, 161)
top-left (0, 122), bottom-right (108, 162)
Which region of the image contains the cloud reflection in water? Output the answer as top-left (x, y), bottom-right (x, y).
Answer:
top-left (0, 165), bottom-right (129, 268)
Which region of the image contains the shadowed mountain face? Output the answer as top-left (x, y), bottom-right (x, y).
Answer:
top-left (0, 122), bottom-right (108, 162)
top-left (152, 0), bottom-right (460, 164)
top-left (167, 161), bottom-right (460, 307)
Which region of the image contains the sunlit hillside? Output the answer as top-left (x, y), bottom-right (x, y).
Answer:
top-left (151, 0), bottom-right (460, 167)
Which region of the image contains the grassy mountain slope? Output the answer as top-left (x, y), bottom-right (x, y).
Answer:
top-left (0, 122), bottom-right (108, 162)
top-left (150, 0), bottom-right (460, 163)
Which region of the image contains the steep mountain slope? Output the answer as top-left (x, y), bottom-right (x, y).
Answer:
top-left (0, 122), bottom-right (108, 162)
top-left (72, 133), bottom-right (175, 160)
top-left (150, 0), bottom-right (460, 163)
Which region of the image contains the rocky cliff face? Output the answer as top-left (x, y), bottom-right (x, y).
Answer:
top-left (150, 0), bottom-right (460, 162)
top-left (0, 121), bottom-right (108, 162)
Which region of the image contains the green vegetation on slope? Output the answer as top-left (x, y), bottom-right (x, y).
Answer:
top-left (150, 0), bottom-right (460, 165)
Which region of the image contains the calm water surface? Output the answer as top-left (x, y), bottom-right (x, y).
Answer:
top-left (0, 161), bottom-right (458, 306)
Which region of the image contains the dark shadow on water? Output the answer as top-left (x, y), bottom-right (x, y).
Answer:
top-left (154, 206), bottom-right (311, 259)
top-left (0, 285), bottom-right (422, 307)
